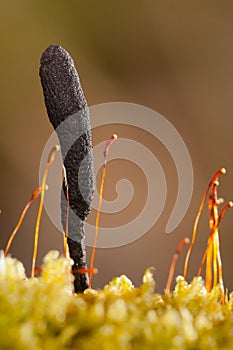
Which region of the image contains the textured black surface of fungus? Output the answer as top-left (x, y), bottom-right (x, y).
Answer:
top-left (39, 45), bottom-right (95, 292)
top-left (39, 45), bottom-right (86, 126)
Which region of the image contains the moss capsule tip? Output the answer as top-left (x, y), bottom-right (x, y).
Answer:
top-left (221, 168), bottom-right (226, 174)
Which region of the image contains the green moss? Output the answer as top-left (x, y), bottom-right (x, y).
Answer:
top-left (0, 251), bottom-right (233, 350)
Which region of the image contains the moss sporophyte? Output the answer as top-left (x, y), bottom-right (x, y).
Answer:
top-left (1, 45), bottom-right (233, 349)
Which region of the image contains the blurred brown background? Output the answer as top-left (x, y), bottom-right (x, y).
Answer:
top-left (1, 1), bottom-right (233, 292)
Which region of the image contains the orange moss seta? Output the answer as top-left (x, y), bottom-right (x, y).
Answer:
top-left (88, 134), bottom-right (118, 288)
top-left (4, 143), bottom-right (232, 302)
top-left (183, 167), bottom-right (232, 304)
top-left (31, 145), bottom-right (60, 278)
top-left (4, 187), bottom-right (42, 256)
top-left (183, 168), bottom-right (226, 280)
top-left (76, 267), bottom-right (98, 275)
top-left (62, 166), bottom-right (70, 260)
top-left (165, 237), bottom-right (190, 294)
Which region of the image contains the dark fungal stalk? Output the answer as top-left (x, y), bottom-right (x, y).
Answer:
top-left (39, 45), bottom-right (95, 292)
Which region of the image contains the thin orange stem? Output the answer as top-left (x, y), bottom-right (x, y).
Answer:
top-left (217, 244), bottom-right (225, 305)
top-left (216, 202), bottom-right (233, 301)
top-left (183, 187), bottom-right (209, 280)
top-left (31, 145), bottom-right (60, 278)
top-left (219, 201), bottom-right (233, 223)
top-left (183, 168), bottom-right (226, 280)
top-left (213, 230), bottom-right (219, 287)
top-left (89, 165), bottom-right (106, 287)
top-left (197, 180), bottom-right (232, 297)
top-left (4, 187), bottom-right (41, 256)
top-left (206, 189), bottom-right (216, 291)
top-left (205, 237), bottom-right (213, 292)
top-left (89, 134), bottom-right (117, 288)
top-left (197, 202), bottom-right (232, 278)
top-left (76, 267), bottom-right (98, 275)
top-left (62, 166), bottom-right (72, 287)
top-left (197, 220), bottom-right (218, 279)
top-left (165, 237), bottom-right (190, 294)
top-left (197, 232), bottom-right (213, 277)
top-left (63, 166), bottom-right (70, 259)
top-left (210, 184), bottom-right (219, 289)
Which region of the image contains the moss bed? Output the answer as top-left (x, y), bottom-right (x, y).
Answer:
top-left (0, 250), bottom-right (233, 350)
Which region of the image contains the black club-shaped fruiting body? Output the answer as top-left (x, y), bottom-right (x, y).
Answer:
top-left (39, 45), bottom-right (95, 292)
